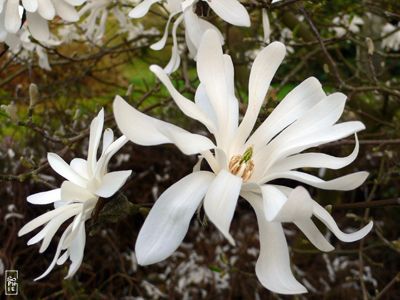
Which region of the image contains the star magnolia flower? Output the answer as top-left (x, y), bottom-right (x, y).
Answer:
top-left (18, 109), bottom-right (131, 280)
top-left (382, 22), bottom-right (400, 51)
top-left (129, 0), bottom-right (250, 73)
top-left (114, 30), bottom-right (373, 294)
top-left (0, 0), bottom-right (86, 43)
top-left (332, 15), bottom-right (364, 38)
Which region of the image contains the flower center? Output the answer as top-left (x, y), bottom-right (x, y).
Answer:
top-left (228, 146), bottom-right (254, 182)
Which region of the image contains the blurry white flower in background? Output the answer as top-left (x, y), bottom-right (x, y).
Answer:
top-left (18, 109), bottom-right (131, 280)
top-left (332, 15), bottom-right (364, 38)
top-left (114, 29), bottom-right (373, 294)
top-left (129, 0), bottom-right (250, 73)
top-left (0, 0), bottom-right (86, 43)
top-left (381, 22), bottom-right (400, 51)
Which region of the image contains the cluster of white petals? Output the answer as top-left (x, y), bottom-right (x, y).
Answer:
top-left (332, 15), bottom-right (364, 38)
top-left (129, 0), bottom-right (250, 73)
top-left (18, 109), bottom-right (131, 279)
top-left (113, 29), bottom-right (373, 294)
top-left (381, 22), bottom-right (400, 51)
top-left (0, 0), bottom-right (86, 44)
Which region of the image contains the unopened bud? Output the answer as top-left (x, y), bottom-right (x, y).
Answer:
top-left (365, 37), bottom-right (374, 55)
top-left (29, 83), bottom-right (39, 107)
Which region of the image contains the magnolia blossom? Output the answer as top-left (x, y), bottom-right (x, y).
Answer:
top-left (18, 109), bottom-right (131, 280)
top-left (129, 0), bottom-right (250, 73)
top-left (332, 15), bottom-right (364, 38)
top-left (381, 22), bottom-right (400, 51)
top-left (0, 0), bottom-right (86, 43)
top-left (113, 30), bottom-right (373, 294)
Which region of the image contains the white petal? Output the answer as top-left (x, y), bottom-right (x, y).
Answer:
top-left (37, 0), bottom-right (56, 20)
top-left (242, 192), bottom-right (307, 294)
top-left (269, 134), bottom-right (360, 173)
top-left (113, 95), bottom-right (215, 155)
top-left (22, 0), bottom-right (38, 12)
top-left (87, 108), bottom-right (104, 176)
top-left (196, 29), bottom-right (233, 148)
top-left (295, 219), bottom-right (335, 252)
top-left (150, 64), bottom-right (216, 133)
top-left (95, 170), bottom-right (132, 198)
top-left (313, 202), bottom-right (373, 242)
top-left (207, 0), bottom-right (250, 27)
top-left (183, 9), bottom-right (224, 55)
top-left (27, 188), bottom-right (61, 205)
top-left (61, 181), bottom-right (95, 202)
top-left (26, 12), bottom-right (50, 41)
top-left (234, 42), bottom-right (286, 149)
top-left (135, 171), bottom-right (214, 265)
top-left (102, 128), bottom-right (114, 154)
top-left (150, 12), bottom-right (177, 50)
top-left (5, 0), bottom-right (21, 33)
top-left (263, 171), bottom-right (369, 191)
top-left (18, 204), bottom-right (80, 236)
top-left (262, 9), bottom-right (271, 43)
top-left (52, 0), bottom-right (79, 22)
top-left (70, 158), bottom-right (89, 179)
top-left (65, 221), bottom-right (86, 279)
top-left (163, 13), bottom-right (183, 74)
top-left (195, 84), bottom-right (218, 129)
top-left (47, 153), bottom-right (87, 187)
top-left (129, 0), bottom-right (160, 18)
top-left (203, 169), bottom-right (242, 245)
top-left (35, 224), bottom-right (73, 280)
top-left (247, 77), bottom-right (325, 150)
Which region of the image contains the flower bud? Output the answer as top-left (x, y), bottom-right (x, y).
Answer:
top-left (29, 83), bottom-right (39, 107)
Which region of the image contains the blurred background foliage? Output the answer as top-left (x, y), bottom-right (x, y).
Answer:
top-left (0, 0), bottom-right (399, 299)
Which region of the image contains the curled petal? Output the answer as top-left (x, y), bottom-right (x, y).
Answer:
top-left (129, 0), bottom-right (160, 18)
top-left (113, 96), bottom-right (215, 155)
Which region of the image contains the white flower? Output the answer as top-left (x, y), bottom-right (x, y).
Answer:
top-left (129, 0), bottom-right (250, 73)
top-left (332, 15), bottom-right (364, 38)
top-left (382, 22), bottom-right (400, 51)
top-left (113, 29), bottom-right (373, 294)
top-left (18, 109), bottom-right (131, 280)
top-left (0, 0), bottom-right (86, 43)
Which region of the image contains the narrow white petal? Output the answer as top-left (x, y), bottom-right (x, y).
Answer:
top-left (95, 135), bottom-right (128, 179)
top-left (207, 0), bottom-right (250, 27)
top-left (269, 134), bottom-right (360, 173)
top-left (295, 219), bottom-right (334, 252)
top-left (150, 12), bottom-right (177, 50)
top-left (95, 170), bottom-right (132, 198)
top-left (87, 108), bottom-right (104, 176)
top-left (203, 169), bottom-right (242, 245)
top-left (5, 0), bottom-right (21, 33)
top-left (163, 14), bottom-right (183, 74)
top-left (262, 9), bottom-right (271, 43)
top-left (129, 0), bottom-right (160, 19)
top-left (18, 204), bottom-right (80, 236)
top-left (243, 192), bottom-right (307, 294)
top-left (47, 153), bottom-right (87, 186)
top-left (247, 77), bottom-right (325, 150)
top-left (102, 128), bottom-right (114, 154)
top-left (65, 222), bottom-right (86, 279)
top-left (235, 42), bottom-right (286, 149)
top-left (313, 202), bottom-right (373, 242)
top-left (27, 188), bottom-right (61, 205)
top-left (263, 171), bottom-right (369, 191)
top-left (113, 96), bottom-right (215, 155)
top-left (135, 171), bottom-right (214, 265)
top-left (150, 64), bottom-right (216, 133)
top-left (34, 224), bottom-right (72, 281)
